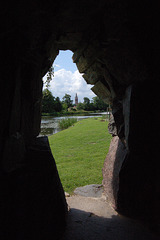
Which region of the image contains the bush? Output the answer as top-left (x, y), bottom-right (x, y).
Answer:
top-left (58, 118), bottom-right (78, 130)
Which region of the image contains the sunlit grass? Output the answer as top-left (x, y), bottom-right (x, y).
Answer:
top-left (49, 118), bottom-right (112, 194)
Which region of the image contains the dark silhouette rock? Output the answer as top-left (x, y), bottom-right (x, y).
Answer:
top-left (0, 137), bottom-right (67, 240)
top-left (0, 0), bottom-right (160, 237)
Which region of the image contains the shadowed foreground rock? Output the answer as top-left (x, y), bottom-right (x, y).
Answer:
top-left (74, 184), bottom-right (103, 198)
top-left (0, 137), bottom-right (67, 240)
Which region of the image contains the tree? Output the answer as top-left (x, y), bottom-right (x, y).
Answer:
top-left (62, 103), bottom-right (68, 111)
top-left (83, 97), bottom-right (90, 111)
top-left (62, 94), bottom-right (73, 108)
top-left (42, 89), bottom-right (55, 113)
top-left (88, 102), bottom-right (95, 111)
top-left (43, 66), bottom-right (54, 89)
top-left (92, 96), bottom-right (108, 110)
top-left (54, 97), bottom-right (62, 112)
top-left (83, 97), bottom-right (90, 105)
top-left (77, 102), bottom-right (84, 110)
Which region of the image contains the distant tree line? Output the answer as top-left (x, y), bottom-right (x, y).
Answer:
top-left (77, 97), bottom-right (108, 111)
top-left (42, 89), bottom-right (108, 113)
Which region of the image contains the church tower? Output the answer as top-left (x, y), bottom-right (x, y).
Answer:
top-left (75, 93), bottom-right (78, 106)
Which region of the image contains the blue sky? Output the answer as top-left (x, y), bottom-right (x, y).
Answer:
top-left (54, 50), bottom-right (77, 72)
top-left (43, 50), bottom-right (96, 103)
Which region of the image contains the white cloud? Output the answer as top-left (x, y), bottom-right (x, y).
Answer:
top-left (43, 69), bottom-right (96, 102)
top-left (53, 64), bottom-right (60, 69)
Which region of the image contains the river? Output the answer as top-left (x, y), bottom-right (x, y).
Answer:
top-left (40, 112), bottom-right (109, 136)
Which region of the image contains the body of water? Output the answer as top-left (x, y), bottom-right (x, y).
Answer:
top-left (40, 112), bottom-right (109, 136)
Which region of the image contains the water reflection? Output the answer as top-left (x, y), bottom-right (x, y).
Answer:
top-left (40, 112), bottom-right (108, 136)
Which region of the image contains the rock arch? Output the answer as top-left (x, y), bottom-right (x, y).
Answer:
top-left (0, 1), bottom-right (159, 239)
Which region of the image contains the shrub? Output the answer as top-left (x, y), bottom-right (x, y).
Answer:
top-left (58, 118), bottom-right (77, 130)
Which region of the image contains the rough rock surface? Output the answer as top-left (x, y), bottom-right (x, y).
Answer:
top-left (0, 0), bottom-right (160, 236)
top-left (74, 184), bottom-right (103, 198)
top-left (103, 136), bottom-right (127, 209)
top-left (108, 113), bottom-right (117, 136)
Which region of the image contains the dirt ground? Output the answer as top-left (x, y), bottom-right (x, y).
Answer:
top-left (62, 192), bottom-right (159, 240)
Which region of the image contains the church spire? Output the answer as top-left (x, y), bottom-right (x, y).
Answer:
top-left (75, 93), bottom-right (78, 105)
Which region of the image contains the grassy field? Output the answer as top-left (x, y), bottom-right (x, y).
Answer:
top-left (49, 117), bottom-right (112, 194)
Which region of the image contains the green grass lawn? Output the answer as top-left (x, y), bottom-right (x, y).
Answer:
top-left (49, 117), bottom-right (112, 194)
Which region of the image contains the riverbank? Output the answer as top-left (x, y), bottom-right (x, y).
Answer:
top-left (42, 110), bottom-right (108, 117)
top-left (49, 117), bottom-right (112, 194)
top-left (40, 112), bottom-right (109, 136)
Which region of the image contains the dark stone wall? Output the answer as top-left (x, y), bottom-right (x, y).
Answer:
top-left (0, 137), bottom-right (67, 240)
top-left (0, 0), bottom-right (160, 237)
top-left (117, 82), bottom-right (160, 224)
top-left (103, 81), bottom-right (160, 227)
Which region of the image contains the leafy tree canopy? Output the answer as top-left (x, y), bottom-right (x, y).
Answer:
top-left (42, 89), bottom-right (62, 113)
top-left (83, 97), bottom-right (90, 105)
top-left (77, 102), bottom-right (84, 110)
top-left (62, 94), bottom-right (73, 108)
top-left (43, 66), bottom-right (54, 89)
top-left (92, 96), bottom-right (108, 110)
